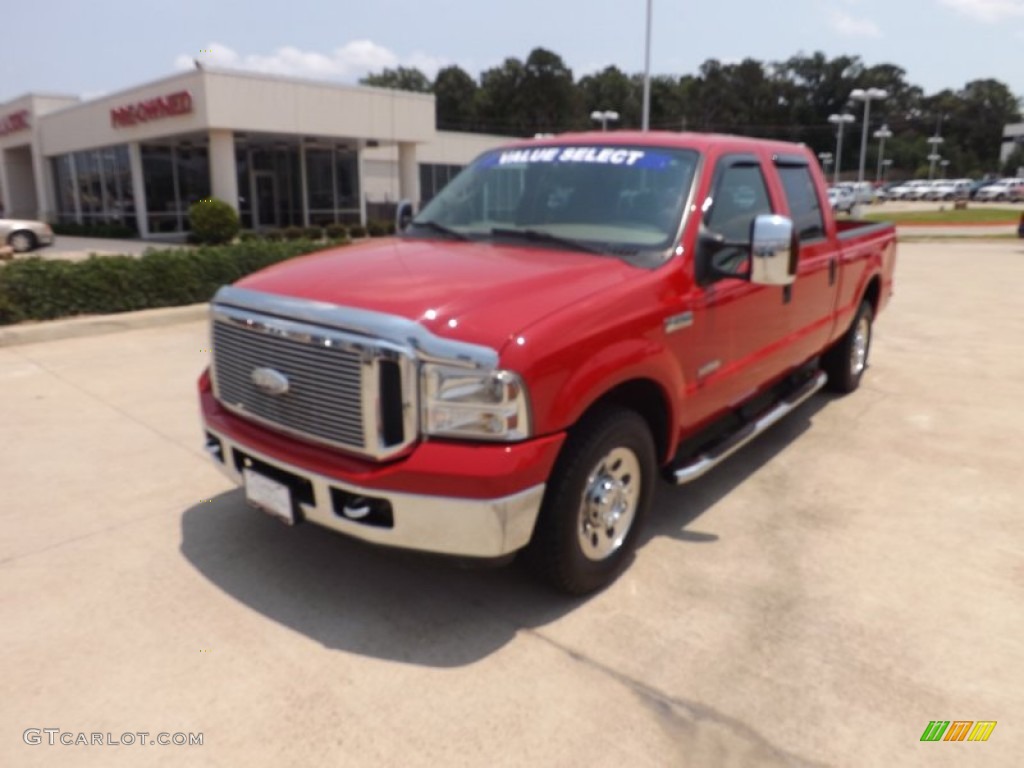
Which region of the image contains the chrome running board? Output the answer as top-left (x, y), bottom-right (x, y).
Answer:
top-left (672, 371), bottom-right (827, 485)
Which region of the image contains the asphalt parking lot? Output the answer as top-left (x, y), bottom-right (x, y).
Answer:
top-left (2, 239), bottom-right (1022, 767)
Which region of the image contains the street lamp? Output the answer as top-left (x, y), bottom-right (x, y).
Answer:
top-left (881, 158), bottom-right (893, 182)
top-left (873, 124), bottom-right (892, 183)
top-left (642, 0), bottom-right (652, 131)
top-left (828, 113), bottom-right (855, 185)
top-left (818, 151), bottom-right (833, 175)
top-left (926, 135), bottom-right (944, 179)
top-left (940, 159), bottom-right (950, 179)
top-left (590, 110), bottom-right (620, 131)
top-left (850, 88), bottom-right (888, 183)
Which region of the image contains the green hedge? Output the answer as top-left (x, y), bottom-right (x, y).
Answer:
top-left (0, 240), bottom-right (324, 326)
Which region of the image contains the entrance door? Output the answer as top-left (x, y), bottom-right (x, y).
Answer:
top-left (253, 171), bottom-right (278, 229)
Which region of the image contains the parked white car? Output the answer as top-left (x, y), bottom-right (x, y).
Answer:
top-left (887, 180), bottom-right (929, 201)
top-left (827, 186), bottom-right (856, 213)
top-left (0, 218), bottom-right (55, 253)
top-left (975, 178), bottom-right (1024, 202)
top-left (836, 181), bottom-right (874, 205)
top-left (923, 179), bottom-right (973, 201)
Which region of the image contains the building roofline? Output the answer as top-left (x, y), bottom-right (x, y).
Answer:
top-left (1, 92), bottom-right (81, 109)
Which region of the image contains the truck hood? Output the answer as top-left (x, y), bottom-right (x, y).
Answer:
top-left (235, 237), bottom-right (641, 351)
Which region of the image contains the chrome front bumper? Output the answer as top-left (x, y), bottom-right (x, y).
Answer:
top-left (204, 427), bottom-right (545, 558)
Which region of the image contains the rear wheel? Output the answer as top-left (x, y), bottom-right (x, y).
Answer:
top-left (8, 230), bottom-right (36, 253)
top-left (823, 300), bottom-right (874, 393)
top-left (525, 407), bottom-right (655, 595)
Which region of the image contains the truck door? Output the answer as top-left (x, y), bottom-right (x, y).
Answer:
top-left (773, 158), bottom-right (835, 363)
top-left (683, 153), bottom-right (793, 423)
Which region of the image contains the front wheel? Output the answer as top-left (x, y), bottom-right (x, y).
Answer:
top-left (525, 407), bottom-right (656, 595)
top-left (8, 230), bottom-right (36, 253)
top-left (823, 301), bottom-right (874, 393)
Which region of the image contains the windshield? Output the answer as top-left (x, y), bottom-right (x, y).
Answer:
top-left (411, 144), bottom-right (699, 258)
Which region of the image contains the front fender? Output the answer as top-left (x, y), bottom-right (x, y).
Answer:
top-left (517, 334), bottom-right (684, 462)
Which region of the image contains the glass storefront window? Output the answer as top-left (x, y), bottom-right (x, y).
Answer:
top-left (336, 150), bottom-right (359, 211)
top-left (51, 155), bottom-right (76, 222)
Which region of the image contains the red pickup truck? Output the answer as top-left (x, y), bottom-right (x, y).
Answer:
top-left (198, 131), bottom-right (896, 594)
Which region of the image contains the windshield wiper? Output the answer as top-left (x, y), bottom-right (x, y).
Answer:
top-left (489, 227), bottom-right (610, 255)
top-left (405, 219), bottom-right (470, 241)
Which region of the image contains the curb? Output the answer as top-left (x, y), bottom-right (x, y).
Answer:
top-left (0, 303), bottom-right (209, 348)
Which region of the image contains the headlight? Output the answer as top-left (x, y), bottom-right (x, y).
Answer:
top-left (421, 364), bottom-right (531, 441)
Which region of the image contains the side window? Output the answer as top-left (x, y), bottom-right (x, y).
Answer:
top-left (704, 163), bottom-right (772, 240)
top-left (777, 165), bottom-right (825, 242)
top-left (703, 160), bottom-right (772, 272)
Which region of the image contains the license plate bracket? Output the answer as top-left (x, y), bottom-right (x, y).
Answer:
top-left (243, 468), bottom-right (295, 525)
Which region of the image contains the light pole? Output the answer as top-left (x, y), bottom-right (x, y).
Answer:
top-left (940, 159), bottom-right (950, 179)
top-left (881, 158), bottom-right (893, 182)
top-left (850, 88), bottom-right (888, 183)
top-left (873, 124), bottom-right (892, 183)
top-left (642, 0), bottom-right (652, 131)
top-left (818, 151), bottom-right (833, 176)
top-left (927, 135), bottom-right (944, 179)
top-left (828, 113), bottom-right (855, 185)
top-left (590, 110), bottom-right (620, 131)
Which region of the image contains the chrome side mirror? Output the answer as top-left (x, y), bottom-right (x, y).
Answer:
top-left (750, 214), bottom-right (796, 287)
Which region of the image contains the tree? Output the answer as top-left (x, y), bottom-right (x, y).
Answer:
top-left (578, 66), bottom-right (640, 128)
top-left (360, 67), bottom-right (432, 93)
top-left (478, 57), bottom-right (529, 134)
top-left (434, 65), bottom-right (479, 131)
top-left (521, 48), bottom-right (578, 134)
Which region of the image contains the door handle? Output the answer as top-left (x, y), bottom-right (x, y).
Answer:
top-left (829, 257), bottom-right (837, 286)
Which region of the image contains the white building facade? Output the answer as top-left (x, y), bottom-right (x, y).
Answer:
top-left (0, 68), bottom-right (511, 237)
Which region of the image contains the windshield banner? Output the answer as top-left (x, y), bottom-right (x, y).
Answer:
top-left (481, 147), bottom-right (675, 170)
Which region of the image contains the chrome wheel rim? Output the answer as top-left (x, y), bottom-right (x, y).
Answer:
top-left (10, 233), bottom-right (31, 252)
top-left (577, 447), bottom-right (641, 562)
top-left (851, 315), bottom-right (870, 376)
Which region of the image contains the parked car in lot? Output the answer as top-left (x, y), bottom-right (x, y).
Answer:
top-left (887, 179), bottom-right (929, 201)
top-left (975, 178), bottom-right (1024, 202)
top-left (199, 131), bottom-right (897, 594)
top-left (0, 218), bottom-right (55, 253)
top-left (835, 181), bottom-right (874, 205)
top-left (828, 186), bottom-right (856, 213)
top-left (923, 179), bottom-right (973, 201)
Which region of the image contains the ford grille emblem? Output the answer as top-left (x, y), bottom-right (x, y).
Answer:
top-left (251, 367), bottom-right (290, 396)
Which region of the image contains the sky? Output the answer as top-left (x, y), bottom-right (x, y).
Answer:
top-left (2, 0), bottom-right (1023, 106)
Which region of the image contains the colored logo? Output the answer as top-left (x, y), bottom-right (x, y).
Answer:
top-left (920, 721), bottom-right (996, 742)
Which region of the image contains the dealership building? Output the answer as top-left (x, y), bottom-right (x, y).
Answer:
top-left (0, 67), bottom-right (510, 237)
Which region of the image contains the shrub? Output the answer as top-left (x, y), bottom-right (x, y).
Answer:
top-left (188, 198), bottom-right (240, 245)
top-left (238, 230), bottom-right (262, 242)
top-left (325, 223), bottom-right (348, 240)
top-left (302, 226), bottom-right (324, 240)
top-left (367, 220), bottom-right (388, 237)
top-left (283, 226), bottom-right (305, 241)
top-left (0, 240), bottom-right (325, 326)
top-left (349, 224), bottom-right (367, 239)
top-left (263, 229), bottom-right (286, 242)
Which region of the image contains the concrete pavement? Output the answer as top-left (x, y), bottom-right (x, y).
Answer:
top-left (2, 240), bottom-right (1023, 766)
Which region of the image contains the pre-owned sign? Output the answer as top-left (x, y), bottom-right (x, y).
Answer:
top-left (111, 91), bottom-right (193, 128)
top-left (0, 110), bottom-right (30, 137)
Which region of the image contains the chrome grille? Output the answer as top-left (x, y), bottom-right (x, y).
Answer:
top-left (210, 306), bottom-right (418, 459)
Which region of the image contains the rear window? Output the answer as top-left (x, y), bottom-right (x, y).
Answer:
top-left (777, 165), bottom-right (825, 242)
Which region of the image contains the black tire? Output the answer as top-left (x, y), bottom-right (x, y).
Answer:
top-left (823, 300), bottom-right (874, 393)
top-left (525, 407), bottom-right (656, 595)
top-left (8, 230), bottom-right (37, 253)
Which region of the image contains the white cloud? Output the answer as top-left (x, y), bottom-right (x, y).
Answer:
top-left (938, 0), bottom-right (1024, 22)
top-left (174, 41), bottom-right (449, 82)
top-left (828, 9), bottom-right (883, 37)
